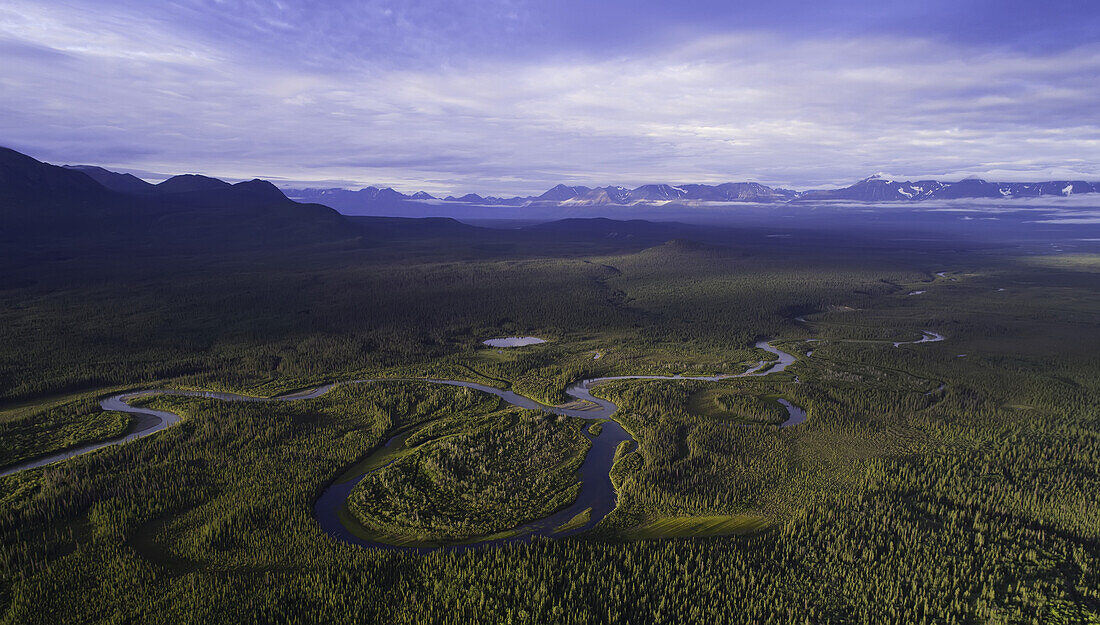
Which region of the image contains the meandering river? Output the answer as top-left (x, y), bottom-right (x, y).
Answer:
top-left (0, 333), bottom-right (939, 548)
top-left (314, 340), bottom-right (805, 550)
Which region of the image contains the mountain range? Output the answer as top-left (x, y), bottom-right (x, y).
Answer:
top-left (4, 146), bottom-right (1099, 264)
top-left (5, 145), bottom-right (1099, 245)
top-left (286, 173), bottom-right (1100, 213)
top-left (0, 146), bottom-right (810, 263)
top-left (798, 174), bottom-right (1099, 202)
top-left (0, 147), bottom-right (351, 255)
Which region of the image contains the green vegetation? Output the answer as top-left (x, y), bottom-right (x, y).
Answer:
top-left (620, 514), bottom-right (769, 540)
top-left (553, 507), bottom-right (592, 534)
top-left (348, 408), bottom-right (589, 543)
top-left (0, 397), bottom-right (130, 468)
top-left (1024, 253), bottom-right (1100, 272)
top-left (0, 229), bottom-right (1098, 622)
top-left (687, 387), bottom-right (789, 425)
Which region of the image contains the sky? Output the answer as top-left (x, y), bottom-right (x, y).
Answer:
top-left (2, 0), bottom-right (1099, 195)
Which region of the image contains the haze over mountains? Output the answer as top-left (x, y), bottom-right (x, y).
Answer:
top-left (800, 175), bottom-right (1100, 202)
top-left (287, 173), bottom-right (1100, 214)
top-left (34, 147), bottom-right (1100, 212)
top-left (3, 146), bottom-right (1100, 261)
top-left (7, 146), bottom-right (1100, 220)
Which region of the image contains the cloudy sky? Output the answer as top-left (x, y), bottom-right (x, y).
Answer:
top-left (2, 0), bottom-right (1099, 195)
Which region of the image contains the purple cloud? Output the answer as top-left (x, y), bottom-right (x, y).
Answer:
top-left (1, 1), bottom-right (1098, 195)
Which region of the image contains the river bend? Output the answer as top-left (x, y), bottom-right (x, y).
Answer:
top-left (1, 334), bottom-right (940, 548)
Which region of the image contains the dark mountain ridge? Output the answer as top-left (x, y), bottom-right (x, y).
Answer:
top-left (1, 147), bottom-right (353, 255)
top-left (154, 173), bottom-right (232, 194)
top-left (62, 165), bottom-right (157, 194)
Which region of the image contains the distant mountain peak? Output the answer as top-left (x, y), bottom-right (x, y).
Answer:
top-left (231, 178), bottom-right (288, 201)
top-left (446, 193), bottom-right (486, 203)
top-left (156, 174), bottom-right (231, 194)
top-left (537, 184), bottom-right (591, 201)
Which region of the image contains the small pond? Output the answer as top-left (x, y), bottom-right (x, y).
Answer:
top-left (483, 336), bottom-right (547, 348)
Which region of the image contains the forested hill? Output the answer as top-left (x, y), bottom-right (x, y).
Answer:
top-left (0, 147), bottom-right (355, 256)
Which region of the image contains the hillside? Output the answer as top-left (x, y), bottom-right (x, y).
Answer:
top-left (1, 147), bottom-right (355, 256)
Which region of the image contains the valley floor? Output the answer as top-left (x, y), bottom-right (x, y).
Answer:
top-left (1, 231), bottom-right (1098, 623)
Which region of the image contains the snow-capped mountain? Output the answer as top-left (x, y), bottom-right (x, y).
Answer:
top-left (553, 182), bottom-right (798, 204)
top-left (533, 182), bottom-right (798, 205)
top-left (694, 182), bottom-right (798, 202)
top-left (995, 181), bottom-right (1095, 197)
top-left (801, 174), bottom-right (1098, 201)
top-left (628, 184), bottom-right (689, 201)
top-left (799, 174), bottom-right (946, 201)
top-left (536, 184), bottom-right (593, 202)
top-left (560, 186), bottom-right (633, 205)
top-left (284, 174), bottom-right (1099, 213)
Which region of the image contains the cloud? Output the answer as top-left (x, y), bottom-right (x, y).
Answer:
top-left (1, 1), bottom-right (1099, 195)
